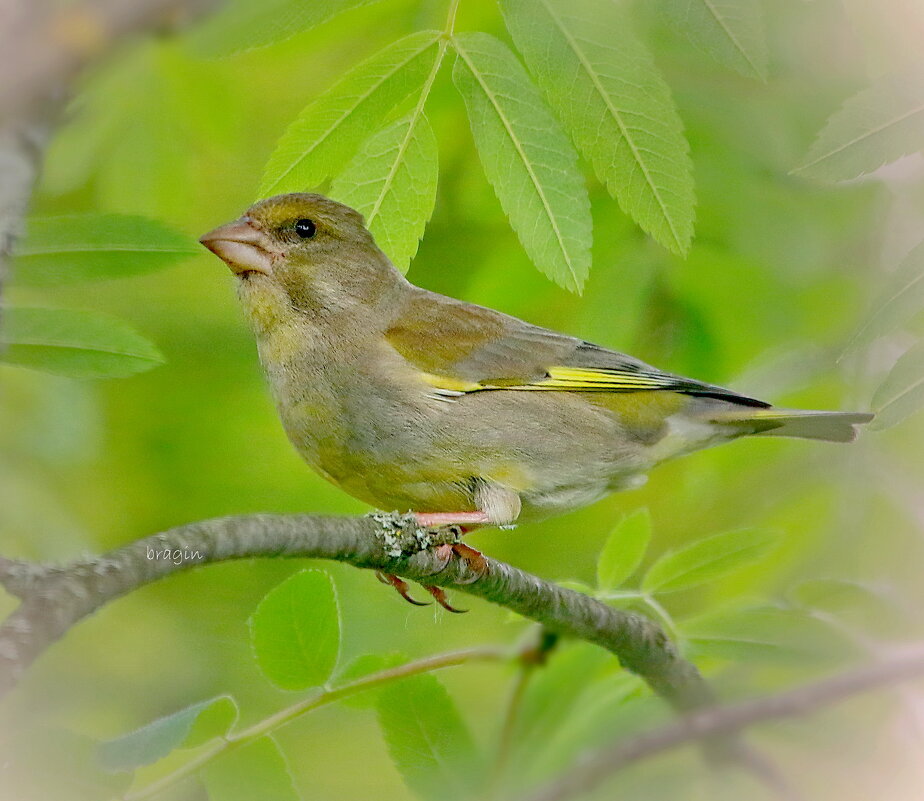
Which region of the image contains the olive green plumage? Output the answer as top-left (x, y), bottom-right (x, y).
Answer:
top-left (200, 193), bottom-right (872, 525)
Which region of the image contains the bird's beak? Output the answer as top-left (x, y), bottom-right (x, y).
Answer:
top-left (199, 218), bottom-right (274, 276)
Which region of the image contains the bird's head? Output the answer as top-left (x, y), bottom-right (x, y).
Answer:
top-left (199, 193), bottom-right (404, 330)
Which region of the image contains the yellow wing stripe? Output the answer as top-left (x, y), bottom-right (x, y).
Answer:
top-left (533, 366), bottom-right (674, 390)
top-left (422, 365), bottom-right (676, 394)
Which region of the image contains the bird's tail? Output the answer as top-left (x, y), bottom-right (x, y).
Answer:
top-left (710, 408), bottom-right (875, 443)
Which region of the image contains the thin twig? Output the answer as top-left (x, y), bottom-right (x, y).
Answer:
top-left (489, 627), bottom-right (560, 796)
top-left (124, 645), bottom-right (506, 801)
top-left (526, 643), bottom-right (924, 801)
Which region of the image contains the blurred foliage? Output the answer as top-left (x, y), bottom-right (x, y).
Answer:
top-left (3, 0), bottom-right (924, 799)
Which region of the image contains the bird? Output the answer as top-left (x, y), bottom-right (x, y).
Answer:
top-left (199, 192), bottom-right (873, 611)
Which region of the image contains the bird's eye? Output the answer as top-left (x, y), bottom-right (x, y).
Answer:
top-left (294, 218), bottom-right (316, 239)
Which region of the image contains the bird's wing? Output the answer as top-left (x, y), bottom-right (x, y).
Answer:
top-left (386, 289), bottom-right (768, 407)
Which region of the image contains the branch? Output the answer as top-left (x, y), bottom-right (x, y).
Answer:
top-left (0, 0), bottom-right (218, 124)
top-left (0, 512), bottom-right (713, 712)
top-left (527, 643), bottom-right (924, 801)
top-left (0, 121), bottom-right (47, 322)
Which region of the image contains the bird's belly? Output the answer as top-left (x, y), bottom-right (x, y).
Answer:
top-left (273, 369), bottom-right (655, 519)
top-left (270, 373), bottom-right (474, 513)
top-left (519, 482), bottom-right (611, 522)
top-left (515, 455), bottom-right (649, 522)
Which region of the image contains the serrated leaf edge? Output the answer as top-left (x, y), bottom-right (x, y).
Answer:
top-left (262, 31), bottom-right (441, 196)
top-left (364, 42), bottom-right (446, 229)
top-left (453, 35), bottom-right (582, 290)
top-left (796, 98), bottom-right (924, 176)
top-left (535, 0), bottom-right (689, 254)
top-left (698, 0), bottom-right (766, 80)
top-left (643, 529), bottom-right (776, 592)
top-left (846, 245), bottom-right (924, 351)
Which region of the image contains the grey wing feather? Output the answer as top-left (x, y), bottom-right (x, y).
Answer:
top-left (394, 289), bottom-right (768, 407)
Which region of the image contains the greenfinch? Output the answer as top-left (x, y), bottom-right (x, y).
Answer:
top-left (200, 193), bottom-right (871, 606)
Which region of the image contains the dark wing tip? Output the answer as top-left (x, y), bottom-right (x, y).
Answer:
top-left (682, 385), bottom-right (772, 408)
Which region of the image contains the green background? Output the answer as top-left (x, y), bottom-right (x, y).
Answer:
top-left (2, 0), bottom-right (924, 799)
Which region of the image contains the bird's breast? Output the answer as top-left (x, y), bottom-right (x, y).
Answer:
top-left (256, 323), bottom-right (440, 485)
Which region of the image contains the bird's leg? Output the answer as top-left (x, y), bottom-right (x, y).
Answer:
top-left (375, 570), bottom-right (430, 606)
top-left (413, 480), bottom-right (520, 531)
top-left (413, 511), bottom-right (492, 527)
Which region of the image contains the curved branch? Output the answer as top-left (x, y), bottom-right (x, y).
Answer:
top-left (0, 512), bottom-right (713, 711)
top-left (528, 643), bottom-right (924, 801)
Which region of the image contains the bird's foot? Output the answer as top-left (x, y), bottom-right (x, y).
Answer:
top-left (376, 512), bottom-right (492, 610)
top-left (377, 542), bottom-right (488, 610)
top-left (375, 571), bottom-right (429, 607)
top-left (419, 543), bottom-right (489, 611)
top-left (432, 542), bottom-right (489, 584)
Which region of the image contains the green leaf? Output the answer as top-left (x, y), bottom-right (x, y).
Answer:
top-left (99, 696), bottom-right (238, 772)
top-left (0, 307), bottom-right (163, 379)
top-left (12, 214), bottom-right (197, 285)
top-left (557, 579), bottom-right (595, 595)
top-left (377, 674), bottom-right (480, 801)
top-left (331, 112), bottom-right (439, 271)
top-left (596, 508), bottom-right (651, 591)
top-left (261, 31), bottom-right (442, 196)
top-left (452, 32), bottom-right (592, 292)
top-left (790, 578), bottom-right (910, 638)
top-left (500, 0), bottom-right (694, 256)
top-left (683, 605), bottom-right (858, 665)
top-left (192, 0), bottom-right (378, 56)
top-left (201, 737), bottom-right (299, 801)
top-left (871, 340), bottom-right (924, 430)
top-left (845, 240), bottom-right (924, 353)
top-left (512, 676), bottom-right (649, 787)
top-left (795, 68), bottom-right (924, 182)
top-left (250, 569), bottom-right (340, 690)
top-left (642, 528), bottom-right (778, 594)
top-left (660, 0), bottom-right (767, 80)
top-left (513, 643), bottom-right (613, 758)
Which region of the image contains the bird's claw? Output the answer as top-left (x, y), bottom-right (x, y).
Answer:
top-left (423, 584), bottom-right (467, 613)
top-left (375, 571), bottom-right (430, 606)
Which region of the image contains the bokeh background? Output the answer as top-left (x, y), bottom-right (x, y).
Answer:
top-left (2, 0), bottom-right (924, 799)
